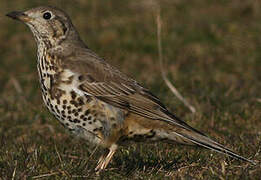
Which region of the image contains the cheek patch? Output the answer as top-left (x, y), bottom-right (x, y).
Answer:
top-left (60, 20), bottom-right (68, 34)
top-left (52, 18), bottom-right (68, 38)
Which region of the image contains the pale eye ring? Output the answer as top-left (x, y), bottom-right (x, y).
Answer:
top-left (43, 12), bottom-right (52, 20)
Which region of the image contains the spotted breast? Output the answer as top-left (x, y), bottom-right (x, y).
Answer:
top-left (37, 45), bottom-right (125, 147)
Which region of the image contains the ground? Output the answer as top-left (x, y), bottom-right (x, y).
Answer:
top-left (0, 0), bottom-right (260, 179)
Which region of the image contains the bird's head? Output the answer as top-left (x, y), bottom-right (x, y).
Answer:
top-left (6, 6), bottom-right (83, 47)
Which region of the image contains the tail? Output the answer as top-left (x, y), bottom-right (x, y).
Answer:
top-left (169, 127), bottom-right (256, 165)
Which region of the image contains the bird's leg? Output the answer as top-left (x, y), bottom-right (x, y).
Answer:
top-left (95, 149), bottom-right (108, 171)
top-left (96, 150), bottom-right (108, 170)
top-left (95, 144), bottom-right (117, 172)
top-left (100, 144), bottom-right (117, 169)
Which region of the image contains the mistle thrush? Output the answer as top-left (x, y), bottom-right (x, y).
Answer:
top-left (6, 6), bottom-right (255, 171)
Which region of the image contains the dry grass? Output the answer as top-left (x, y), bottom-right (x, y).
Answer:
top-left (0, 0), bottom-right (260, 179)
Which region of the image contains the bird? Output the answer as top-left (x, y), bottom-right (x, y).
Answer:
top-left (6, 6), bottom-right (255, 171)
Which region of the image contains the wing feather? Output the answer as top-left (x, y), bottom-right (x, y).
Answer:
top-left (57, 48), bottom-right (199, 132)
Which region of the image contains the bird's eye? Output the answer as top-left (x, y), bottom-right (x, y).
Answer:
top-left (43, 12), bottom-right (52, 20)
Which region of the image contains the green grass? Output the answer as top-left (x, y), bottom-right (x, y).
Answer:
top-left (0, 0), bottom-right (260, 179)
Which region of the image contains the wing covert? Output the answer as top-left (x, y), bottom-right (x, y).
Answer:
top-left (56, 47), bottom-right (195, 131)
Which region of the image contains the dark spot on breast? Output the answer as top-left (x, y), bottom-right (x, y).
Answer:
top-left (80, 115), bottom-right (84, 119)
top-left (63, 100), bottom-right (67, 104)
top-left (82, 123), bottom-right (86, 126)
top-left (41, 81), bottom-right (47, 92)
top-left (83, 117), bottom-right (87, 121)
top-left (62, 105), bottom-right (66, 109)
top-left (68, 110), bottom-right (72, 114)
top-left (77, 108), bottom-right (82, 112)
top-left (73, 119), bottom-right (80, 123)
top-left (88, 116), bottom-right (92, 120)
top-left (74, 112), bottom-right (79, 116)
top-left (51, 87), bottom-right (65, 100)
top-left (70, 100), bottom-right (75, 105)
top-left (70, 100), bottom-right (79, 107)
top-left (78, 97), bottom-right (84, 105)
top-left (70, 91), bottom-right (77, 99)
top-left (85, 95), bottom-right (92, 103)
top-left (84, 109), bottom-right (90, 116)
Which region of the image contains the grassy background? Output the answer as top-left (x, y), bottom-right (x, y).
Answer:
top-left (0, 0), bottom-right (260, 179)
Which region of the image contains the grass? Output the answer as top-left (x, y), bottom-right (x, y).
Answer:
top-left (0, 0), bottom-right (260, 179)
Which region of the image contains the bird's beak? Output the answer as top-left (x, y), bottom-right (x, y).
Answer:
top-left (6, 11), bottom-right (32, 22)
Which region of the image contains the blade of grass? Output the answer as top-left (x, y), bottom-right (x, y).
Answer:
top-left (156, 7), bottom-right (196, 113)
